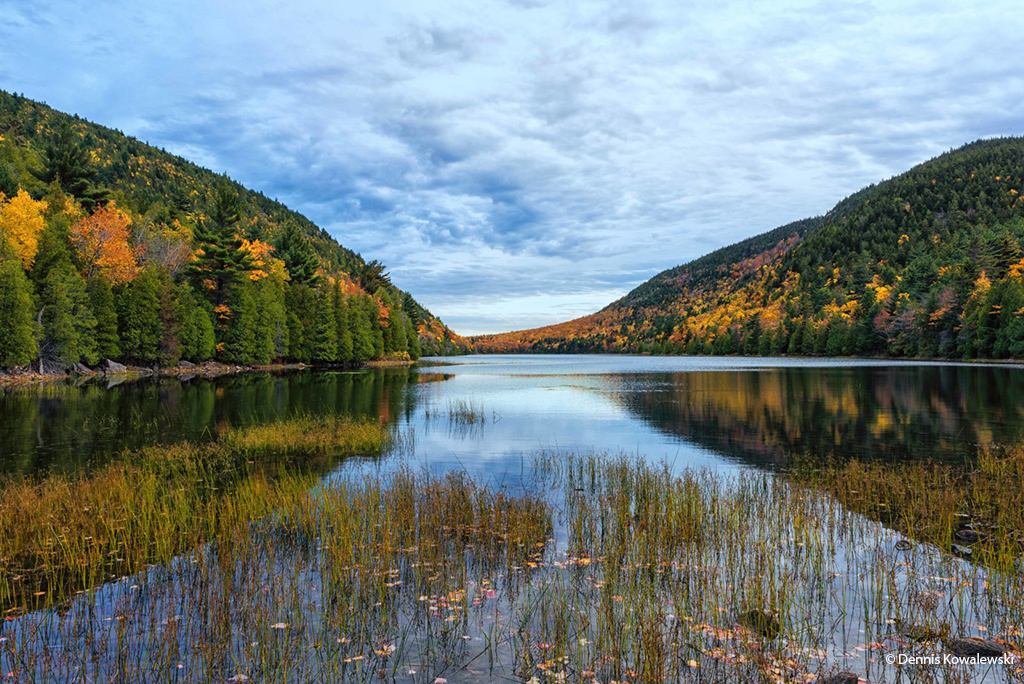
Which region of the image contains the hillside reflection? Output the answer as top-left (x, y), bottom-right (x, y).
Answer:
top-left (610, 365), bottom-right (1024, 467)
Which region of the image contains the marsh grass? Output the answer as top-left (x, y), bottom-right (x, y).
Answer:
top-left (2, 445), bottom-right (1023, 683)
top-left (0, 415), bottom-right (387, 612)
top-left (424, 399), bottom-right (489, 438)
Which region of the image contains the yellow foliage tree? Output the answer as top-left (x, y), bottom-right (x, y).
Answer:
top-left (0, 190), bottom-right (47, 269)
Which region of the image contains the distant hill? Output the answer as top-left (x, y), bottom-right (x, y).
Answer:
top-left (0, 90), bottom-right (469, 370)
top-left (474, 138), bottom-right (1024, 360)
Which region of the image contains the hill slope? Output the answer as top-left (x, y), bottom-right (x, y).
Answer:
top-left (474, 138), bottom-right (1024, 359)
top-left (0, 90), bottom-right (468, 370)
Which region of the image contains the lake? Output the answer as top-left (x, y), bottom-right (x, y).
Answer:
top-left (2, 355), bottom-right (1023, 682)
top-left (4, 354), bottom-right (1024, 475)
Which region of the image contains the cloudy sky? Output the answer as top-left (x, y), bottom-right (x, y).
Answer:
top-left (2, 0), bottom-right (1022, 334)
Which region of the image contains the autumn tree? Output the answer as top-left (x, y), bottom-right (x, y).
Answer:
top-left (70, 204), bottom-right (140, 283)
top-left (0, 189), bottom-right (47, 269)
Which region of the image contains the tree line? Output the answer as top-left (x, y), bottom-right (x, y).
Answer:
top-left (0, 126), bottom-right (430, 371)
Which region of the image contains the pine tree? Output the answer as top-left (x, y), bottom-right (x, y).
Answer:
top-left (87, 277), bottom-right (120, 359)
top-left (31, 183), bottom-right (76, 287)
top-left (274, 222), bottom-right (320, 286)
top-left (221, 282), bottom-right (264, 364)
top-left (351, 295), bottom-right (376, 362)
top-left (284, 283), bottom-right (315, 363)
top-left (118, 267), bottom-right (163, 364)
top-left (312, 284), bottom-right (337, 363)
top-left (0, 253), bottom-right (37, 367)
top-left (256, 273), bottom-right (288, 361)
top-left (188, 182), bottom-right (254, 308)
top-left (157, 274), bottom-right (182, 365)
top-left (334, 281), bottom-right (353, 362)
top-left (41, 261), bottom-right (97, 367)
top-left (177, 283), bottom-right (215, 362)
top-left (30, 124), bottom-right (108, 210)
top-left (407, 316), bottom-right (421, 360)
top-left (0, 161), bottom-right (18, 198)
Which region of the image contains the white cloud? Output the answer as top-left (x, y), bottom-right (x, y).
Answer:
top-left (2, 0), bottom-right (1022, 334)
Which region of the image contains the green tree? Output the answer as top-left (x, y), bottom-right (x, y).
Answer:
top-left (312, 283), bottom-right (337, 363)
top-left (118, 267), bottom-right (163, 364)
top-left (334, 282), bottom-right (353, 363)
top-left (221, 282), bottom-right (264, 364)
top-left (284, 283), bottom-right (315, 363)
top-left (274, 222), bottom-right (320, 286)
top-left (358, 259), bottom-right (391, 294)
top-left (30, 125), bottom-right (108, 210)
top-left (256, 272), bottom-right (289, 360)
top-left (88, 277), bottom-right (120, 359)
top-left (188, 182), bottom-right (254, 308)
top-left (41, 261), bottom-right (97, 367)
top-left (0, 254), bottom-right (37, 367)
top-left (177, 283), bottom-right (215, 362)
top-left (351, 294), bottom-right (376, 362)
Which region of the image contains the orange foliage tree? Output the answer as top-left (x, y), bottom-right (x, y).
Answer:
top-left (70, 204), bottom-right (140, 283)
top-left (0, 190), bottom-right (47, 269)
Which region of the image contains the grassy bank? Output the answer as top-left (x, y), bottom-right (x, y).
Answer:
top-left (0, 415), bottom-right (387, 611)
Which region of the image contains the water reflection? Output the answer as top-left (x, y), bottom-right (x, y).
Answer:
top-left (0, 368), bottom-right (429, 475)
top-left (608, 365), bottom-right (1024, 467)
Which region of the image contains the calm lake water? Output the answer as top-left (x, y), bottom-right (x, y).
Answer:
top-left (3, 355), bottom-right (1024, 682)
top-left (4, 354), bottom-right (1024, 475)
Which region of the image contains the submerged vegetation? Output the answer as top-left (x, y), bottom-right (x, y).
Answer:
top-left (2, 436), bottom-right (1022, 682)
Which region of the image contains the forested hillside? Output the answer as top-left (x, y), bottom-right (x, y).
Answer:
top-left (0, 90), bottom-right (469, 373)
top-left (474, 138), bottom-right (1024, 360)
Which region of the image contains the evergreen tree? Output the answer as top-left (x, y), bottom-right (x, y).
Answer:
top-left (351, 295), bottom-right (376, 362)
top-left (41, 261), bottom-right (97, 367)
top-left (188, 182), bottom-right (254, 307)
top-left (30, 124), bottom-right (108, 210)
top-left (0, 161), bottom-right (18, 198)
top-left (274, 222), bottom-right (320, 286)
top-left (312, 284), bottom-right (337, 363)
top-left (221, 282), bottom-right (264, 364)
top-left (31, 183), bottom-right (76, 285)
top-left (156, 273), bottom-right (182, 365)
top-left (256, 273), bottom-right (288, 361)
top-left (407, 316), bottom-right (421, 360)
top-left (177, 283), bottom-right (215, 362)
top-left (118, 267), bottom-right (163, 364)
top-left (0, 253), bottom-right (37, 366)
top-left (334, 282), bottom-right (353, 363)
top-left (358, 259), bottom-right (391, 294)
top-left (88, 277), bottom-right (120, 359)
top-left (284, 283), bottom-right (315, 363)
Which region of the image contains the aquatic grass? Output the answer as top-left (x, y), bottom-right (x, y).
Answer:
top-left (0, 415), bottom-right (388, 612)
top-left (2, 446), bottom-right (1023, 682)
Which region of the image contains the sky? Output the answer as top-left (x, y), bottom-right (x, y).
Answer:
top-left (1, 0), bottom-right (1022, 334)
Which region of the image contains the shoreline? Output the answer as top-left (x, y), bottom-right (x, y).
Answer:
top-left (0, 358), bottom-right (417, 389)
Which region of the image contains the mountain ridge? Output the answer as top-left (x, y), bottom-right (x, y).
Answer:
top-left (473, 137), bottom-right (1024, 359)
